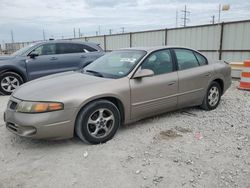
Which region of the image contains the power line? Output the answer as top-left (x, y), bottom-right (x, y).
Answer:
top-left (181, 5), bottom-right (190, 27)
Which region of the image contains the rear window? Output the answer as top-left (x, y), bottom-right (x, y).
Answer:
top-left (194, 52), bottom-right (208, 66)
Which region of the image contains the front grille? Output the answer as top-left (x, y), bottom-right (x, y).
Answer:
top-left (9, 101), bottom-right (18, 110)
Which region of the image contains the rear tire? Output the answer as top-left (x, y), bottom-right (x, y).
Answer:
top-left (75, 100), bottom-right (121, 144)
top-left (0, 71), bottom-right (23, 95)
top-left (201, 81), bottom-right (222, 111)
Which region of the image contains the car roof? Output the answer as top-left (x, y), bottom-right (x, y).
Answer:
top-left (32, 40), bottom-right (99, 46)
top-left (121, 46), bottom-right (200, 53)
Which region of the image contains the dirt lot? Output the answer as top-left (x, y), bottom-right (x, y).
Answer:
top-left (0, 81), bottom-right (249, 188)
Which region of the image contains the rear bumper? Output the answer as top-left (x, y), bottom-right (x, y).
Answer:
top-left (4, 98), bottom-right (77, 140)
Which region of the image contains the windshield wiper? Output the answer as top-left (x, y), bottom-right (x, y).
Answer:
top-left (85, 69), bottom-right (103, 77)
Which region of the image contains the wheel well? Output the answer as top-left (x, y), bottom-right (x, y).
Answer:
top-left (77, 97), bottom-right (125, 124)
top-left (100, 97), bottom-right (125, 124)
top-left (213, 79), bottom-right (224, 93)
top-left (0, 69), bottom-right (26, 82)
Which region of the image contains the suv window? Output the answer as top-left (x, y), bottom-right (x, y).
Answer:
top-left (141, 49), bottom-right (173, 75)
top-left (174, 49), bottom-right (200, 70)
top-left (32, 44), bottom-right (56, 55)
top-left (194, 52), bottom-right (207, 66)
top-left (57, 43), bottom-right (97, 54)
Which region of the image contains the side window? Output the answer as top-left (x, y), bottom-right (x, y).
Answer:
top-left (57, 43), bottom-right (97, 54)
top-left (194, 52), bottom-right (207, 66)
top-left (57, 43), bottom-right (84, 54)
top-left (141, 49), bottom-right (173, 75)
top-left (174, 49), bottom-right (200, 70)
top-left (32, 44), bottom-right (56, 56)
top-left (82, 45), bottom-right (97, 52)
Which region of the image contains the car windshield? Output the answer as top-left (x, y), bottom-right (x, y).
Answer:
top-left (83, 50), bottom-right (147, 78)
top-left (12, 44), bottom-right (35, 56)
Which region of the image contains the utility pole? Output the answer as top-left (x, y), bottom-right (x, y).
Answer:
top-left (175, 10), bottom-right (178, 27)
top-left (10, 30), bottom-right (14, 43)
top-left (43, 29), bottom-right (46, 40)
top-left (78, 28), bottom-right (81, 38)
top-left (211, 15), bottom-right (215, 24)
top-left (121, 27), bottom-right (125, 33)
top-left (181, 5), bottom-right (190, 27)
top-left (98, 25), bottom-right (101, 35)
top-left (218, 4), bottom-right (221, 23)
top-left (109, 29), bottom-right (112, 35)
top-left (96, 31), bottom-right (98, 36)
top-left (73, 28), bottom-right (76, 38)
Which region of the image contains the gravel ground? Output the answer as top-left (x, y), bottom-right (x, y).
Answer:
top-left (0, 81), bottom-right (249, 188)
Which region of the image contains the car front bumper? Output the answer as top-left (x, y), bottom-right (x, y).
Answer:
top-left (4, 97), bottom-right (77, 140)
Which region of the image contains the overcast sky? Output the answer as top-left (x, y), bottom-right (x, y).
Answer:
top-left (0, 0), bottom-right (250, 45)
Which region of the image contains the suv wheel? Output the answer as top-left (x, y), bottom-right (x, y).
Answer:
top-left (75, 100), bottom-right (121, 144)
top-left (0, 71), bottom-right (23, 95)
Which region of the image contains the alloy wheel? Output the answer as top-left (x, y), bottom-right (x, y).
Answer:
top-left (208, 86), bottom-right (220, 107)
top-left (86, 108), bottom-right (115, 139)
top-left (1, 76), bottom-right (20, 93)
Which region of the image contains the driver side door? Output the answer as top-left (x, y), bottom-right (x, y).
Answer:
top-left (129, 49), bottom-right (178, 121)
top-left (26, 43), bottom-right (60, 80)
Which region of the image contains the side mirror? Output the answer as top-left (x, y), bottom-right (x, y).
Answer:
top-left (29, 53), bottom-right (39, 59)
top-left (133, 69), bottom-right (154, 79)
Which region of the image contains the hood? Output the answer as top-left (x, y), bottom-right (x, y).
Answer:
top-left (0, 55), bottom-right (13, 61)
top-left (13, 71), bottom-right (111, 102)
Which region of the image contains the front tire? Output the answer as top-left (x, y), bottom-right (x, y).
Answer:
top-left (0, 71), bottom-right (23, 95)
top-left (75, 100), bottom-right (121, 144)
top-left (201, 81), bottom-right (222, 111)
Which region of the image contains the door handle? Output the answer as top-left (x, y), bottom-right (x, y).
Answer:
top-left (50, 57), bottom-right (58, 60)
top-left (168, 81), bottom-right (176, 86)
top-left (204, 73), bottom-right (211, 77)
top-left (80, 55), bottom-right (86, 58)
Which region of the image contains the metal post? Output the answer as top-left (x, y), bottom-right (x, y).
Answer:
top-left (219, 22), bottom-right (224, 60)
top-left (165, 29), bottom-right (168, 46)
top-left (129, 33), bottom-right (132, 47)
top-left (104, 35), bottom-right (107, 52)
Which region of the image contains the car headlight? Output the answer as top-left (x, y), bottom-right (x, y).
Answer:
top-left (16, 101), bottom-right (64, 113)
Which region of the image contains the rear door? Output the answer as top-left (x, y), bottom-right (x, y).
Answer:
top-left (130, 49), bottom-right (178, 120)
top-left (173, 48), bottom-right (213, 108)
top-left (56, 43), bottom-right (102, 70)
